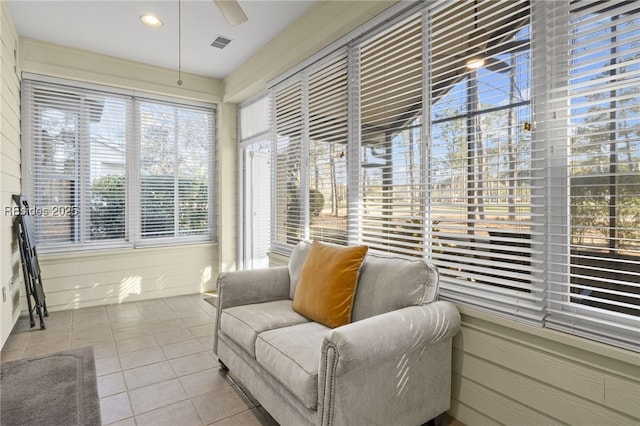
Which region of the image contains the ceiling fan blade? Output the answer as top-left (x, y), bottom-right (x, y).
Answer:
top-left (214, 0), bottom-right (248, 26)
top-left (502, 39), bottom-right (530, 52)
top-left (484, 56), bottom-right (511, 74)
top-left (484, 39), bottom-right (529, 58)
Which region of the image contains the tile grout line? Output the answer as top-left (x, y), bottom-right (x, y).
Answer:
top-left (3, 295), bottom-right (263, 426)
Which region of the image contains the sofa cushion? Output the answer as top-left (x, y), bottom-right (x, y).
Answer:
top-left (351, 252), bottom-right (439, 321)
top-left (255, 322), bottom-right (329, 410)
top-left (292, 241), bottom-right (368, 328)
top-left (220, 300), bottom-right (309, 357)
top-left (288, 240), bottom-right (312, 299)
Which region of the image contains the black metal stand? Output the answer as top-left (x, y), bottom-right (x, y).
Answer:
top-left (13, 195), bottom-right (48, 329)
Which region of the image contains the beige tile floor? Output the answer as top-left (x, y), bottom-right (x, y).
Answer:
top-left (0, 294), bottom-right (277, 426)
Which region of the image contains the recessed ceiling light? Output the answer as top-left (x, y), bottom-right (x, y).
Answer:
top-left (140, 15), bottom-right (163, 27)
top-left (466, 57), bottom-right (485, 69)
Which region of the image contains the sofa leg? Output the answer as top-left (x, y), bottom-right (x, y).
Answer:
top-left (218, 359), bottom-right (229, 372)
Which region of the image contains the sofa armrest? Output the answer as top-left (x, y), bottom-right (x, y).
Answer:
top-left (216, 266), bottom-right (291, 310)
top-left (213, 266), bottom-right (291, 355)
top-left (318, 301), bottom-right (461, 425)
top-left (322, 301), bottom-right (460, 371)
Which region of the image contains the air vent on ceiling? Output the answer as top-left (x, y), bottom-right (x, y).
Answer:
top-left (210, 35), bottom-right (232, 50)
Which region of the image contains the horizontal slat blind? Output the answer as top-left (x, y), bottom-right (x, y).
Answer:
top-left (138, 100), bottom-right (213, 239)
top-left (264, 0), bottom-right (638, 349)
top-left (427, 0), bottom-right (545, 323)
top-left (545, 0), bottom-right (640, 349)
top-left (22, 80), bottom-right (131, 248)
top-left (359, 14), bottom-right (424, 256)
top-left (308, 54), bottom-right (349, 245)
top-left (240, 94), bottom-right (270, 141)
top-left (22, 76), bottom-right (215, 251)
top-left (272, 80), bottom-right (304, 251)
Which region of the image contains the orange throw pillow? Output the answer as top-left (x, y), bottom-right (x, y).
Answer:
top-left (292, 241), bottom-right (368, 328)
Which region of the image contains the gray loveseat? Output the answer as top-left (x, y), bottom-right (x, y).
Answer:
top-left (213, 241), bottom-right (461, 426)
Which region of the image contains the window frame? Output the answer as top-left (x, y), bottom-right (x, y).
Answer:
top-left (21, 74), bottom-right (216, 253)
top-left (134, 96), bottom-right (216, 247)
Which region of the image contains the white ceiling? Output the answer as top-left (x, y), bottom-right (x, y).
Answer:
top-left (7, 0), bottom-right (316, 79)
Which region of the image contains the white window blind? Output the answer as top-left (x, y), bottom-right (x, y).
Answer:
top-left (266, 1), bottom-right (639, 350)
top-left (272, 80), bottom-right (304, 250)
top-left (308, 54), bottom-right (349, 245)
top-left (427, 1), bottom-right (545, 323)
top-left (22, 76), bottom-right (215, 251)
top-left (545, 1), bottom-right (640, 349)
top-left (240, 95), bottom-right (270, 141)
top-left (22, 79), bottom-right (131, 248)
top-left (358, 15), bottom-right (424, 256)
top-left (138, 99), bottom-right (213, 240)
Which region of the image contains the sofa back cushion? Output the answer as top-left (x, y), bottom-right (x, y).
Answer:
top-left (288, 241), bottom-right (313, 300)
top-left (351, 252), bottom-right (439, 321)
top-left (288, 241), bottom-right (439, 322)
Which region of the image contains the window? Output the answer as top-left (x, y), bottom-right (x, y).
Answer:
top-left (271, 53), bottom-right (349, 251)
top-left (308, 54), bottom-right (349, 245)
top-left (22, 76), bottom-right (215, 251)
top-left (138, 100), bottom-right (212, 240)
top-left (359, 15), bottom-right (424, 256)
top-left (272, 80), bottom-right (304, 250)
top-left (239, 94), bottom-right (272, 269)
top-left (545, 0), bottom-right (640, 347)
top-left (428, 0), bottom-right (543, 322)
top-left (266, 0), bottom-right (639, 350)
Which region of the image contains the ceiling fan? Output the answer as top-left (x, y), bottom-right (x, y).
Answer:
top-left (433, 10), bottom-right (529, 103)
top-left (456, 11), bottom-right (530, 75)
top-left (214, 0), bottom-right (248, 26)
top-left (454, 0), bottom-right (530, 74)
top-left (175, 0), bottom-right (246, 86)
top-left (464, 39), bottom-right (529, 74)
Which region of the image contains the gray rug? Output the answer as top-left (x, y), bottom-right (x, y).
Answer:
top-left (1, 346), bottom-right (101, 426)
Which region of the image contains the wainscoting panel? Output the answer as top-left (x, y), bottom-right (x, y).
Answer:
top-left (451, 370), bottom-right (562, 425)
top-left (456, 325), bottom-right (604, 402)
top-left (27, 243), bottom-right (218, 312)
top-left (268, 252), bottom-right (289, 268)
top-left (605, 375), bottom-right (640, 418)
top-left (0, 1), bottom-right (23, 349)
top-left (451, 308), bottom-right (640, 426)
